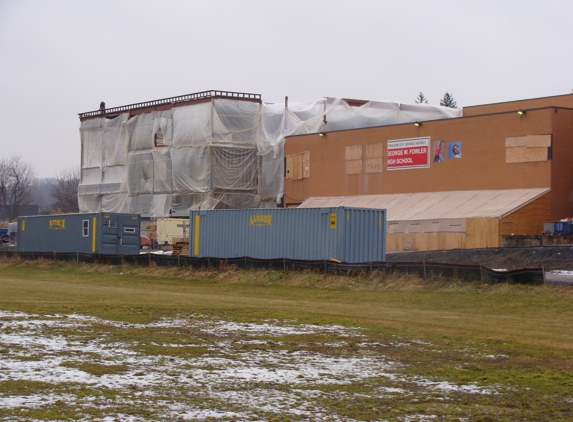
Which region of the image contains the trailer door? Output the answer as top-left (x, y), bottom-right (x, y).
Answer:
top-left (100, 216), bottom-right (119, 255)
top-left (118, 215), bottom-right (140, 255)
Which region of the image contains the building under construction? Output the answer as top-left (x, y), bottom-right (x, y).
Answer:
top-left (78, 90), bottom-right (461, 218)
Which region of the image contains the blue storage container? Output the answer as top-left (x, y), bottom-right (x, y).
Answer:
top-left (554, 222), bottom-right (573, 235)
top-left (17, 213), bottom-right (141, 254)
top-left (189, 207), bottom-right (386, 263)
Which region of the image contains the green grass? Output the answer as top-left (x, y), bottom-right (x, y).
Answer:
top-left (1, 258), bottom-right (570, 347)
top-left (0, 257), bottom-right (572, 420)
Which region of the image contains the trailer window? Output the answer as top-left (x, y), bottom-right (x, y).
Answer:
top-left (82, 220), bottom-right (89, 237)
top-left (124, 228), bottom-right (136, 233)
top-left (106, 220), bottom-right (118, 229)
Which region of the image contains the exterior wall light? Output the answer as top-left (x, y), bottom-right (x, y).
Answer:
top-left (414, 122), bottom-right (421, 127)
top-left (517, 110), bottom-right (526, 116)
top-left (319, 132), bottom-right (326, 137)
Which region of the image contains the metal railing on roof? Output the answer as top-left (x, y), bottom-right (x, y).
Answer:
top-left (79, 90), bottom-right (261, 119)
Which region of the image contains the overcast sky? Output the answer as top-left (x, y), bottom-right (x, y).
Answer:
top-left (1, 0), bottom-right (572, 178)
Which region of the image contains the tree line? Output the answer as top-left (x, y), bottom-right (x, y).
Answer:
top-left (0, 156), bottom-right (79, 222)
top-left (416, 92), bottom-right (458, 108)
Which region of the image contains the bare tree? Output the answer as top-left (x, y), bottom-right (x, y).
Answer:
top-left (0, 156), bottom-right (36, 220)
top-left (51, 167), bottom-right (80, 213)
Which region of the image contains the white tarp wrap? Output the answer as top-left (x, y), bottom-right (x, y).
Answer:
top-left (79, 97), bottom-right (462, 217)
top-left (104, 114), bottom-right (129, 166)
top-left (171, 147), bottom-right (210, 193)
top-left (173, 103), bottom-right (212, 147)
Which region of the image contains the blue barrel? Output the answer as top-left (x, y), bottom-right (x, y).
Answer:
top-left (554, 222), bottom-right (573, 235)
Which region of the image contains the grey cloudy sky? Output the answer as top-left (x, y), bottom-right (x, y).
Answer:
top-left (1, 0), bottom-right (572, 178)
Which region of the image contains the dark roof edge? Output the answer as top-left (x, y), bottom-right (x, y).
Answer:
top-left (285, 105), bottom-right (573, 138)
top-left (463, 93), bottom-right (573, 109)
top-left (79, 90), bottom-right (261, 120)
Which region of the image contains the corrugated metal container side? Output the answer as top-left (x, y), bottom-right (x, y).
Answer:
top-left (189, 207), bottom-right (386, 263)
top-left (554, 222), bottom-right (573, 235)
top-left (17, 213), bottom-right (141, 254)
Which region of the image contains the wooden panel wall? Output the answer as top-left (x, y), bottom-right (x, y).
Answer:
top-left (466, 218), bottom-right (500, 248)
top-left (505, 135), bottom-right (550, 163)
top-left (386, 232), bottom-right (466, 252)
top-left (385, 218), bottom-right (502, 251)
top-left (285, 151), bottom-right (310, 180)
top-left (500, 193), bottom-right (552, 235)
top-left (345, 145), bottom-right (363, 175)
top-left (365, 143), bottom-right (384, 173)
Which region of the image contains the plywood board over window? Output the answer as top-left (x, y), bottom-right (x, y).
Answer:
top-left (365, 143), bottom-right (383, 173)
top-left (506, 135), bottom-right (551, 163)
top-left (345, 145), bottom-right (362, 160)
top-left (285, 151), bottom-right (310, 180)
top-left (345, 145), bottom-right (363, 175)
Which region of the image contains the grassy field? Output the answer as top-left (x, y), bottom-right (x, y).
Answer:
top-left (0, 257), bottom-right (572, 421)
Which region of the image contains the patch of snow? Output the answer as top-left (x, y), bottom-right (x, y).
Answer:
top-left (0, 310), bottom-right (507, 420)
top-left (548, 270), bottom-right (573, 275)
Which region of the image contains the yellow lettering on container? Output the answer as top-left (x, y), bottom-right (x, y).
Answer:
top-left (249, 215), bottom-right (272, 226)
top-left (49, 219), bottom-right (66, 230)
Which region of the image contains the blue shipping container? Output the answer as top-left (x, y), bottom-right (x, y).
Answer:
top-left (17, 213), bottom-right (141, 254)
top-left (189, 207), bottom-right (386, 263)
top-left (554, 222), bottom-right (573, 235)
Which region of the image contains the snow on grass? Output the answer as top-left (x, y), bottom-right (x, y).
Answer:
top-left (0, 310), bottom-right (505, 420)
top-left (548, 270), bottom-right (573, 275)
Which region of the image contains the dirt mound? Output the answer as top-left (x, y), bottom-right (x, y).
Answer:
top-left (386, 246), bottom-right (573, 271)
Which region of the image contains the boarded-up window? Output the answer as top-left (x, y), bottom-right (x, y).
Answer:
top-left (365, 143), bottom-right (383, 173)
top-left (506, 135), bottom-right (550, 163)
top-left (345, 145), bottom-right (362, 175)
top-left (285, 151), bottom-right (310, 180)
top-left (154, 128), bottom-right (166, 147)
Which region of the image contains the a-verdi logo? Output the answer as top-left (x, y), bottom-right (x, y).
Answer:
top-left (49, 219), bottom-right (66, 230)
top-left (330, 213), bottom-right (336, 229)
top-left (249, 215), bottom-right (272, 226)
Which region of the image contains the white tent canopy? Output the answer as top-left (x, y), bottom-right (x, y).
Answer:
top-left (299, 189), bottom-right (551, 220)
top-left (299, 188), bottom-right (551, 221)
top-left (299, 189), bottom-right (551, 234)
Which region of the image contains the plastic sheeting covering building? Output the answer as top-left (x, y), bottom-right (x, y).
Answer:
top-left (79, 91), bottom-right (461, 218)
